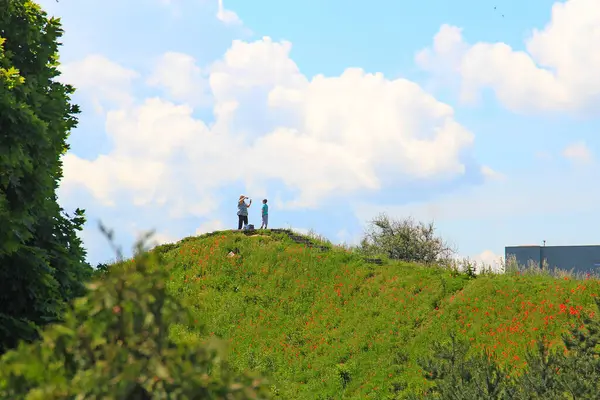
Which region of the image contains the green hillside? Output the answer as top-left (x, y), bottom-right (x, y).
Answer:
top-left (147, 230), bottom-right (600, 399)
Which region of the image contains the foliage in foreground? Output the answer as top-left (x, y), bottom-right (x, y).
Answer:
top-left (416, 298), bottom-right (600, 399)
top-left (0, 239), bottom-right (272, 399)
top-left (0, 0), bottom-right (92, 353)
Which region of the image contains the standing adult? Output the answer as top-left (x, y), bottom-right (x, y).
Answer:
top-left (237, 195), bottom-right (252, 230)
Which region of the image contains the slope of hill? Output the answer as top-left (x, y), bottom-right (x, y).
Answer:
top-left (150, 230), bottom-right (600, 399)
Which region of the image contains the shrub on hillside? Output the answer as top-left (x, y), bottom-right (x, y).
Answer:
top-left (0, 238), bottom-right (272, 399)
top-left (412, 298), bottom-right (600, 399)
top-left (360, 213), bottom-right (454, 265)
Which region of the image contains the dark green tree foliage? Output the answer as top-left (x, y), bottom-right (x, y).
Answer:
top-left (0, 0), bottom-right (92, 353)
top-left (414, 299), bottom-right (600, 399)
top-left (408, 333), bottom-right (515, 400)
top-left (0, 245), bottom-right (272, 399)
top-left (515, 341), bottom-right (566, 399)
top-left (550, 304), bottom-right (600, 398)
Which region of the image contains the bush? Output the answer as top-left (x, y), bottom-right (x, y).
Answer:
top-left (359, 213), bottom-right (454, 265)
top-left (0, 237), bottom-right (272, 399)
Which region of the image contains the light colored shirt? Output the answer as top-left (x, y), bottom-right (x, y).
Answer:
top-left (262, 203), bottom-right (268, 216)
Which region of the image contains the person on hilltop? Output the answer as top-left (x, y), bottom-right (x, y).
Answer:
top-left (260, 199), bottom-right (269, 229)
top-left (237, 195), bottom-right (252, 230)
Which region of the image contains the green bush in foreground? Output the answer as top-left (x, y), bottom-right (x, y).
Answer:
top-left (0, 239), bottom-right (272, 399)
top-left (416, 298), bottom-right (600, 399)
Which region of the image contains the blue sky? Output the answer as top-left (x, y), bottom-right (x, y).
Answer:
top-left (37, 0), bottom-right (600, 267)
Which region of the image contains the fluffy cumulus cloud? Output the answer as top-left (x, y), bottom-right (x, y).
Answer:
top-left (416, 0), bottom-right (600, 115)
top-left (60, 35), bottom-right (476, 223)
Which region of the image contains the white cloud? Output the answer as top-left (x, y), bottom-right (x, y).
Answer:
top-left (61, 37), bottom-right (475, 219)
top-left (59, 55), bottom-right (139, 111)
top-left (562, 141), bottom-right (593, 164)
top-left (269, 68), bottom-right (473, 178)
top-left (415, 25), bottom-right (468, 85)
top-left (210, 37), bottom-right (307, 99)
top-left (417, 0), bottom-right (600, 114)
top-left (216, 0), bottom-right (242, 25)
top-left (61, 97), bottom-right (220, 215)
top-left (147, 52), bottom-right (211, 106)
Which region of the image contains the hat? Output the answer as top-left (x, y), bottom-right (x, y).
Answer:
top-left (239, 195), bottom-right (246, 200)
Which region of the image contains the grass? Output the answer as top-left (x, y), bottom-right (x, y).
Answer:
top-left (141, 230), bottom-right (600, 399)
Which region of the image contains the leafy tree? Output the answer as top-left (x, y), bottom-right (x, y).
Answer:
top-left (0, 239), bottom-right (273, 399)
top-left (0, 0), bottom-right (92, 353)
top-left (360, 213), bottom-right (454, 265)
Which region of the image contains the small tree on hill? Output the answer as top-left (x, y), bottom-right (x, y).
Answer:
top-left (0, 238), bottom-right (273, 399)
top-left (360, 213), bottom-right (454, 265)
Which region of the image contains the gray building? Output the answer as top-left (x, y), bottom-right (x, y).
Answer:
top-left (505, 245), bottom-right (600, 275)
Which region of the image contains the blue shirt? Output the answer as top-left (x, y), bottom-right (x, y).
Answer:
top-left (238, 202), bottom-right (248, 216)
top-left (262, 204), bottom-right (268, 216)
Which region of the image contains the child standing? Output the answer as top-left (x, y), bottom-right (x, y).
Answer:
top-left (260, 199), bottom-right (269, 229)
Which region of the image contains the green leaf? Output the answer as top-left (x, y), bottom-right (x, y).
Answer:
top-left (155, 362), bottom-right (170, 380)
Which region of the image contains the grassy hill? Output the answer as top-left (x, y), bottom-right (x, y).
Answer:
top-left (147, 230), bottom-right (600, 399)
